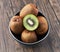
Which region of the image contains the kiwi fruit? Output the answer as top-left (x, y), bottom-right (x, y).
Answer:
top-left (9, 16), bottom-right (24, 34)
top-left (20, 3), bottom-right (38, 18)
top-left (21, 30), bottom-right (37, 43)
top-left (36, 16), bottom-right (48, 35)
top-left (23, 14), bottom-right (39, 31)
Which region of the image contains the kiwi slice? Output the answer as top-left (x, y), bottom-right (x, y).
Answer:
top-left (23, 14), bottom-right (39, 31)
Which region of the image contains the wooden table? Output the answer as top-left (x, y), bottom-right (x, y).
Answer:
top-left (0, 0), bottom-right (60, 52)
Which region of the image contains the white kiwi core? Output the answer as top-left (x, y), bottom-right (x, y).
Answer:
top-left (27, 18), bottom-right (34, 26)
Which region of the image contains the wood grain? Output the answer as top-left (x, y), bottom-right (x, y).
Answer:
top-left (49, 0), bottom-right (60, 24)
top-left (0, 0), bottom-right (60, 52)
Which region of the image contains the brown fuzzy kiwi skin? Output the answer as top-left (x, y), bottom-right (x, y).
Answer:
top-left (9, 16), bottom-right (24, 34)
top-left (36, 16), bottom-right (48, 35)
top-left (21, 30), bottom-right (37, 43)
top-left (20, 3), bottom-right (38, 19)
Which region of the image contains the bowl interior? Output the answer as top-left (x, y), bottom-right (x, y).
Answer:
top-left (9, 12), bottom-right (50, 45)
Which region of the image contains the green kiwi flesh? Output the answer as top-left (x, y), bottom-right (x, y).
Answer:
top-left (23, 14), bottom-right (39, 31)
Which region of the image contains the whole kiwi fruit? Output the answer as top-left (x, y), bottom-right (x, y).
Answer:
top-left (36, 16), bottom-right (48, 35)
top-left (20, 3), bottom-right (38, 19)
top-left (9, 16), bottom-right (24, 34)
top-left (21, 30), bottom-right (37, 43)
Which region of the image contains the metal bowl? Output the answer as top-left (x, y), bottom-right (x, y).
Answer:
top-left (9, 11), bottom-right (50, 45)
